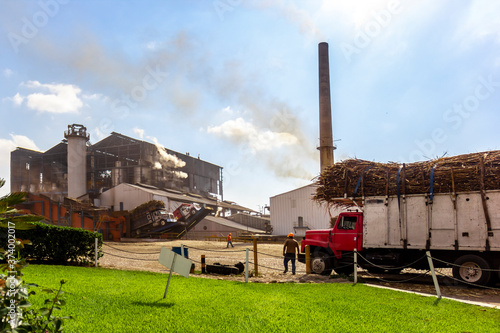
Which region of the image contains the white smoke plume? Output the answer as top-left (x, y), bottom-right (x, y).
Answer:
top-left (147, 136), bottom-right (186, 169)
top-left (16, 14), bottom-right (320, 182)
top-left (171, 171), bottom-right (188, 179)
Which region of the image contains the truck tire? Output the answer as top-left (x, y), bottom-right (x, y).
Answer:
top-left (452, 255), bottom-right (491, 285)
top-left (190, 208), bottom-right (197, 216)
top-left (311, 252), bottom-right (332, 275)
top-left (160, 219), bottom-right (166, 226)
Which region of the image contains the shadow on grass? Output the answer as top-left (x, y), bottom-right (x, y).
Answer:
top-left (132, 300), bottom-right (175, 308)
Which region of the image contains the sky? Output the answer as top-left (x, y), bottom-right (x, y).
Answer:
top-left (1, 0), bottom-right (499, 212)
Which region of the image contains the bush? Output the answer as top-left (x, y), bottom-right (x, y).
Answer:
top-left (0, 223), bottom-right (103, 265)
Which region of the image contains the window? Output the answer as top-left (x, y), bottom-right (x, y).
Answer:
top-left (338, 216), bottom-right (357, 230)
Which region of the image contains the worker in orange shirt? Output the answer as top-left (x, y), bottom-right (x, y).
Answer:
top-left (283, 233), bottom-right (300, 274)
top-left (226, 233), bottom-right (234, 248)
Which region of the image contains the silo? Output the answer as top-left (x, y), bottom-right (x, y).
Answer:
top-left (134, 165), bottom-right (151, 184)
top-left (112, 161), bottom-right (127, 186)
top-left (64, 124), bottom-right (89, 198)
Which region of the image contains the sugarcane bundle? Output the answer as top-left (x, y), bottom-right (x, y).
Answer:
top-left (130, 200), bottom-right (165, 216)
top-left (314, 150), bottom-right (500, 205)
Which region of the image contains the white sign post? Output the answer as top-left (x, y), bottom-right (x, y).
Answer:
top-left (158, 247), bottom-right (192, 298)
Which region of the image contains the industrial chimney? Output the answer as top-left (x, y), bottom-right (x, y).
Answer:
top-left (318, 42), bottom-right (335, 172)
top-left (64, 124), bottom-right (89, 198)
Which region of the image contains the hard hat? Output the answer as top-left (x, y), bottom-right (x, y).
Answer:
top-left (288, 233), bottom-right (294, 237)
top-left (229, 233), bottom-right (231, 235)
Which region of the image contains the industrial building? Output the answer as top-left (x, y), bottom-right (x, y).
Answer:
top-left (269, 184), bottom-right (342, 237)
top-left (12, 41), bottom-right (336, 239)
top-left (11, 124), bottom-right (269, 239)
top-left (11, 124), bottom-right (222, 202)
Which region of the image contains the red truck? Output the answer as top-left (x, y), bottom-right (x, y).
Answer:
top-left (300, 191), bottom-right (500, 286)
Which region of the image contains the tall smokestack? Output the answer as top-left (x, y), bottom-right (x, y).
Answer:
top-left (318, 42), bottom-right (335, 172)
top-left (64, 124), bottom-right (89, 198)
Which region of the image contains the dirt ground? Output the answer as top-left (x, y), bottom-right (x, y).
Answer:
top-left (99, 239), bottom-right (500, 309)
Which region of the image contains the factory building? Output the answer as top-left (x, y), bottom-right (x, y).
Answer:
top-left (11, 124), bottom-right (223, 202)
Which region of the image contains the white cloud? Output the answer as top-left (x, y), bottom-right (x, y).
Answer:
top-left (0, 134), bottom-right (39, 167)
top-left (91, 127), bottom-right (108, 142)
top-left (3, 68), bottom-right (13, 78)
top-left (318, 0), bottom-right (401, 30)
top-left (82, 93), bottom-right (104, 100)
top-left (456, 2), bottom-right (500, 47)
top-left (146, 41), bottom-right (161, 50)
top-left (207, 117), bottom-right (299, 153)
top-left (18, 81), bottom-right (83, 114)
top-left (0, 134), bottom-right (39, 196)
top-left (3, 92), bottom-right (24, 106)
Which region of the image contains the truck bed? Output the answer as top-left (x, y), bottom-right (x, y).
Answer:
top-left (363, 190), bottom-right (500, 251)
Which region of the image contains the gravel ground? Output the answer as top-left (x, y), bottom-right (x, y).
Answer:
top-left (99, 240), bottom-right (500, 308)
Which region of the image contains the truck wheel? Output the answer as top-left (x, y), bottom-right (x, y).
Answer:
top-left (452, 255), bottom-right (491, 285)
top-left (311, 252), bottom-right (332, 275)
top-left (190, 208), bottom-right (197, 216)
top-left (160, 219), bottom-right (166, 226)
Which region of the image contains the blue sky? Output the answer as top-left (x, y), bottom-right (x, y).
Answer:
top-left (1, 0), bottom-right (499, 212)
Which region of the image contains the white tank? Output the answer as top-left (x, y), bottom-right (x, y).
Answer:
top-left (64, 124), bottom-right (89, 199)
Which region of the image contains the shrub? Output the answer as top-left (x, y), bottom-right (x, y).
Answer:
top-left (0, 223), bottom-right (103, 265)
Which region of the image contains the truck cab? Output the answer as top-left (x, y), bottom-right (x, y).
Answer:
top-left (149, 209), bottom-right (176, 227)
top-left (300, 212), bottom-right (363, 275)
top-left (173, 203), bottom-right (201, 222)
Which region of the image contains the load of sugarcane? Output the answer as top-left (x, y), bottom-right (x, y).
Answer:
top-left (129, 200), bottom-right (165, 216)
top-left (314, 150), bottom-right (500, 206)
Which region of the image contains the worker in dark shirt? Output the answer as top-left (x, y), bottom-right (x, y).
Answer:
top-left (283, 233), bottom-right (300, 275)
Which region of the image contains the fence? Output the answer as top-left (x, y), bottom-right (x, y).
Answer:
top-left (98, 239), bottom-right (500, 301)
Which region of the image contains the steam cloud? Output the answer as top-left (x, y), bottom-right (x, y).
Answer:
top-left (15, 4), bottom-right (322, 182)
top-left (148, 136), bottom-right (186, 169)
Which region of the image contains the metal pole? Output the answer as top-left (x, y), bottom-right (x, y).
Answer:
top-left (353, 249), bottom-right (358, 284)
top-left (181, 244), bottom-right (185, 258)
top-left (245, 248), bottom-right (249, 283)
top-left (95, 237), bottom-right (98, 267)
top-left (163, 254), bottom-right (177, 299)
top-left (253, 237), bottom-right (258, 277)
top-left (305, 245), bottom-right (311, 274)
top-left (426, 251), bottom-right (441, 299)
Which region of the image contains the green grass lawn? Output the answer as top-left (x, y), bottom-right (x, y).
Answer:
top-left (23, 265), bottom-right (499, 333)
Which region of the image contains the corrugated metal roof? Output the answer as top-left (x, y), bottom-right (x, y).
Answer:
top-left (204, 216), bottom-right (266, 233)
top-left (106, 183), bottom-right (256, 213)
top-left (217, 201), bottom-right (258, 213)
top-left (127, 183), bottom-right (217, 206)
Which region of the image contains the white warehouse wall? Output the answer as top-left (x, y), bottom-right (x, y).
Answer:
top-left (270, 184), bottom-right (343, 237)
top-left (99, 183), bottom-right (152, 211)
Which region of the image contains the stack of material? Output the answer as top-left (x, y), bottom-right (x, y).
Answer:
top-left (130, 200), bottom-right (165, 215)
top-left (314, 151), bottom-right (500, 205)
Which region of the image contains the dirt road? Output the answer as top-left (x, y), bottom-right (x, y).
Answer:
top-left (99, 239), bottom-right (500, 308)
